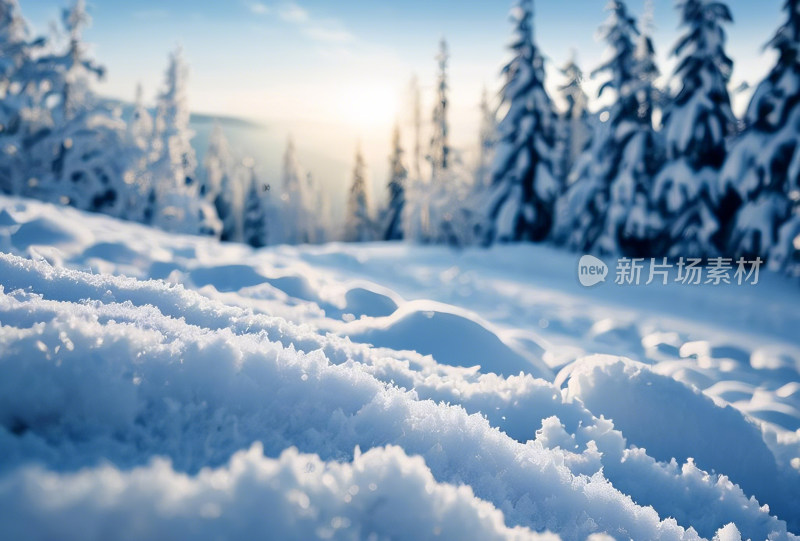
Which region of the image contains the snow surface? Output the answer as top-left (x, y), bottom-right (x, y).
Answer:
top-left (0, 195), bottom-right (799, 540)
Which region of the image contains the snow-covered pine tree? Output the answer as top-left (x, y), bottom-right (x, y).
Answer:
top-left (652, 0), bottom-right (736, 257)
top-left (345, 145), bottom-right (372, 242)
top-left (401, 74), bottom-right (431, 242)
top-left (117, 83), bottom-right (154, 222)
top-left (554, 52), bottom-right (590, 182)
top-left (0, 0), bottom-right (44, 196)
top-left (485, 0), bottom-right (558, 243)
top-left (597, 1), bottom-right (664, 255)
top-left (127, 84), bottom-right (153, 158)
top-left (408, 74), bottom-right (423, 182)
top-left (476, 87), bottom-right (497, 188)
top-left (243, 167), bottom-right (268, 248)
top-left (281, 137), bottom-right (314, 244)
top-left (553, 0), bottom-right (661, 255)
top-left (383, 123), bottom-right (407, 241)
top-left (719, 0), bottom-right (800, 268)
top-left (0, 0), bottom-right (28, 78)
top-left (152, 46), bottom-right (194, 192)
top-left (49, 0), bottom-right (103, 120)
top-left (204, 124), bottom-right (242, 242)
top-left (23, 0), bottom-right (137, 217)
top-left (200, 123), bottom-right (227, 201)
top-left (306, 172), bottom-right (330, 243)
top-left (632, 0), bottom-right (661, 125)
top-left (428, 38), bottom-right (450, 182)
top-left (150, 47), bottom-right (220, 236)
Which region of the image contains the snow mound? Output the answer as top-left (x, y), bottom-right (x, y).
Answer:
top-left (2, 252), bottom-right (781, 540)
top-left (11, 215), bottom-right (93, 250)
top-left (189, 264), bottom-right (269, 292)
top-left (84, 241), bottom-right (151, 267)
top-left (1, 197), bottom-right (800, 539)
top-left (342, 284), bottom-right (399, 318)
top-left (344, 300), bottom-right (552, 378)
top-left (266, 273), bottom-right (322, 303)
top-left (564, 355), bottom-right (800, 529)
top-left (0, 444), bottom-right (554, 541)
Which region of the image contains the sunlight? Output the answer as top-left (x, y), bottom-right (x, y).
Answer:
top-left (335, 81), bottom-right (398, 132)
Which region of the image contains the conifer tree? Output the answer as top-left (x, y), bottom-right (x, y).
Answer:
top-left (553, 0), bottom-right (662, 255)
top-left (27, 0), bottom-right (131, 216)
top-left (598, 1), bottom-right (664, 255)
top-left (345, 145), bottom-right (372, 242)
top-left (118, 83), bottom-right (154, 222)
top-left (652, 0), bottom-right (736, 257)
top-left (0, 0), bottom-right (44, 196)
top-left (428, 38), bottom-right (450, 182)
top-left (150, 47), bottom-right (220, 236)
top-left (476, 87), bottom-right (497, 188)
top-left (720, 0), bottom-right (800, 269)
top-left (243, 167), bottom-right (268, 248)
top-left (554, 52), bottom-right (590, 182)
top-left (384, 123), bottom-right (407, 241)
top-left (485, 0), bottom-right (558, 243)
top-left (204, 125), bottom-right (241, 242)
top-left (281, 137), bottom-right (314, 244)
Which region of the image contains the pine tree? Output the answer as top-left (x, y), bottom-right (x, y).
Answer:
top-left (200, 123), bottom-right (227, 201)
top-left (598, 1), bottom-right (664, 255)
top-left (306, 172), bottom-right (329, 243)
top-left (428, 38), bottom-right (450, 182)
top-left (118, 83), bottom-right (154, 222)
top-left (153, 46), bottom-right (195, 192)
top-left (150, 47), bottom-right (220, 236)
top-left (49, 0), bottom-right (104, 121)
top-left (243, 167), bottom-right (268, 248)
top-left (553, 0), bottom-right (661, 255)
top-left (409, 74), bottom-right (423, 181)
top-left (403, 75), bottom-right (429, 242)
top-left (0, 0), bottom-right (44, 196)
top-left (632, 0), bottom-right (660, 124)
top-left (281, 137), bottom-right (313, 244)
top-left (383, 123), bottom-right (407, 241)
top-left (204, 124), bottom-right (241, 242)
top-left (485, 0), bottom-right (558, 243)
top-left (128, 84), bottom-right (153, 152)
top-left (653, 0), bottom-right (736, 257)
top-left (25, 0), bottom-right (133, 217)
top-left (554, 52), bottom-right (590, 182)
top-left (0, 0), bottom-right (28, 75)
top-left (476, 87), bottom-right (497, 188)
top-left (345, 145), bottom-right (372, 242)
top-left (719, 0), bottom-right (800, 269)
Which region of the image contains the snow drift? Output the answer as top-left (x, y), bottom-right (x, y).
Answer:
top-left (0, 196), bottom-right (799, 540)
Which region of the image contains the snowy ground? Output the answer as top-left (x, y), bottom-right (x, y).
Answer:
top-left (0, 194), bottom-right (799, 540)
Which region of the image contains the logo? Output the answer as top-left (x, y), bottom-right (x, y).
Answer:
top-left (578, 255), bottom-right (608, 287)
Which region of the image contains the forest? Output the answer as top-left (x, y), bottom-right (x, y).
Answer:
top-left (0, 0), bottom-right (798, 277)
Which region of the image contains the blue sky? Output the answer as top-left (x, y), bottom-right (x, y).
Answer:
top-left (16, 0), bottom-right (787, 206)
top-left (19, 1), bottom-right (784, 121)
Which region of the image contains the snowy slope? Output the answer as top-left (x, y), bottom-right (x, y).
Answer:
top-left (0, 195), bottom-right (799, 540)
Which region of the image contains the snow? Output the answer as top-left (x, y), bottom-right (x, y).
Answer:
top-left (341, 300), bottom-right (551, 378)
top-left (1, 195), bottom-right (800, 540)
top-left (0, 443), bottom-right (556, 541)
top-left (564, 355), bottom-right (797, 530)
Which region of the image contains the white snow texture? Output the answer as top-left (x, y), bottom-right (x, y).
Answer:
top-left (0, 196), bottom-right (799, 540)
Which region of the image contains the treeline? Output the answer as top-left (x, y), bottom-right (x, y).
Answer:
top-left (0, 0), bottom-right (331, 245)
top-left (360, 0), bottom-right (800, 278)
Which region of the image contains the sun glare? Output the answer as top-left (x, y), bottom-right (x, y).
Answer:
top-left (335, 82), bottom-right (398, 132)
